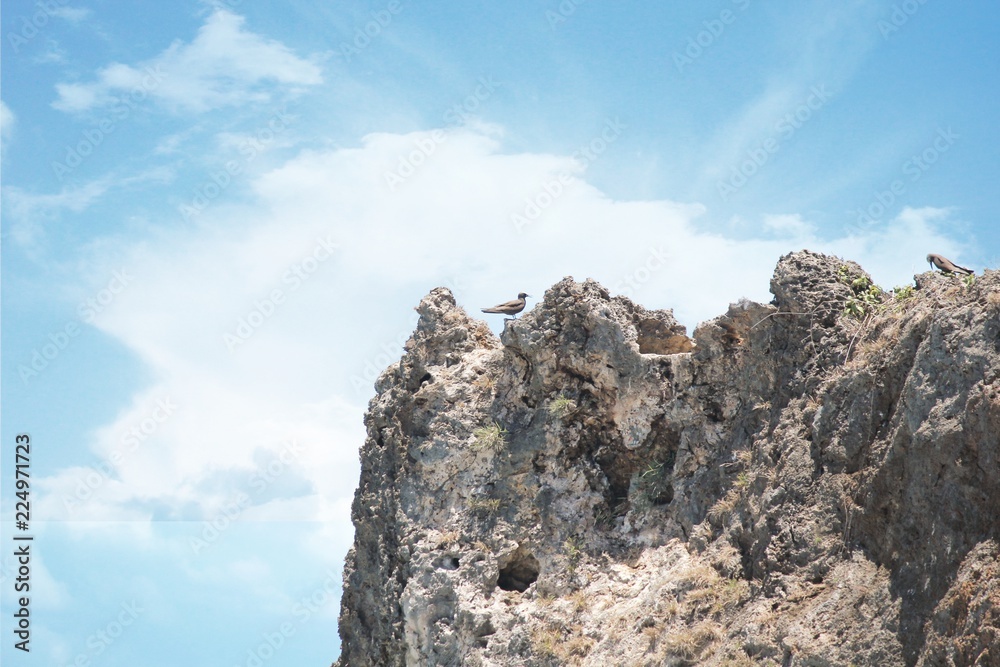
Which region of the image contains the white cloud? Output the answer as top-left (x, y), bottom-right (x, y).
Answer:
top-left (0, 100), bottom-right (14, 153)
top-left (30, 127), bottom-right (967, 595)
top-left (828, 206), bottom-right (971, 284)
top-left (34, 38), bottom-right (69, 64)
top-left (53, 10), bottom-right (323, 114)
top-left (762, 213), bottom-right (816, 238)
top-left (51, 6), bottom-right (92, 23)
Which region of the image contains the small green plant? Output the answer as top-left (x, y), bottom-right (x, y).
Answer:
top-left (564, 536), bottom-right (584, 575)
top-left (734, 471), bottom-right (751, 490)
top-left (471, 422), bottom-right (507, 453)
top-left (634, 460), bottom-right (673, 508)
top-left (892, 284), bottom-right (914, 301)
top-left (548, 394), bottom-right (577, 418)
top-left (641, 461), bottom-right (664, 479)
top-left (963, 273), bottom-right (976, 288)
top-left (838, 265), bottom-right (885, 319)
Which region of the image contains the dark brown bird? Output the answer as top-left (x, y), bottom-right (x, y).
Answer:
top-left (927, 254), bottom-right (973, 275)
top-left (481, 292), bottom-right (530, 319)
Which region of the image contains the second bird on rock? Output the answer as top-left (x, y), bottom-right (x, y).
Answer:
top-left (927, 253), bottom-right (973, 275)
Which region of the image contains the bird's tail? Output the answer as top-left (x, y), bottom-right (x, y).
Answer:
top-left (481, 308), bottom-right (501, 314)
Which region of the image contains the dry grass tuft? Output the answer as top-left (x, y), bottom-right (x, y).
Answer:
top-left (712, 545), bottom-right (743, 578)
top-left (708, 488), bottom-right (743, 525)
top-left (467, 497), bottom-right (501, 515)
top-left (676, 562), bottom-right (722, 591)
top-left (437, 530), bottom-right (461, 546)
top-left (569, 590), bottom-right (589, 613)
top-left (531, 623), bottom-right (593, 664)
top-left (473, 374), bottom-right (496, 391)
top-left (658, 621), bottom-right (722, 661)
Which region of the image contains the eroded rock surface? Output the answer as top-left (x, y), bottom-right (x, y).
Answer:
top-left (336, 251), bottom-right (1000, 667)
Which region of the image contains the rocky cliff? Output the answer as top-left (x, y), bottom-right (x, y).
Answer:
top-left (334, 250), bottom-right (1000, 667)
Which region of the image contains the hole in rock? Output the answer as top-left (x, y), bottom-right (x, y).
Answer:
top-left (435, 555), bottom-right (460, 570)
top-left (497, 549), bottom-right (539, 592)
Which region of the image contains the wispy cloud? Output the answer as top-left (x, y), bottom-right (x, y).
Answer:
top-left (52, 9), bottom-right (324, 114)
top-left (0, 100), bottom-right (14, 155)
top-left (693, 1), bottom-right (885, 199)
top-left (3, 168), bottom-right (174, 253)
top-left (33, 38), bottom-right (69, 64)
top-left (51, 6), bottom-right (92, 23)
top-left (5, 168), bottom-right (174, 220)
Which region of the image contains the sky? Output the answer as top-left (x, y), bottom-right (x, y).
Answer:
top-left (1, 1), bottom-right (998, 665)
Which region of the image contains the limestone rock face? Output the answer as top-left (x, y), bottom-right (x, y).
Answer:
top-left (335, 252), bottom-right (1000, 667)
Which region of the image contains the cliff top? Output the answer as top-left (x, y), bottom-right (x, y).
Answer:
top-left (337, 250), bottom-right (1000, 667)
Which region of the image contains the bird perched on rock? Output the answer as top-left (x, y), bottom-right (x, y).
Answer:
top-left (927, 254), bottom-right (973, 275)
top-left (481, 292), bottom-right (530, 320)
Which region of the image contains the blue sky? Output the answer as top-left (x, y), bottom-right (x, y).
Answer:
top-left (1, 1), bottom-right (997, 665)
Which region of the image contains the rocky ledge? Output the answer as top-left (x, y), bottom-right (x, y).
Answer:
top-left (335, 250), bottom-right (1000, 667)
